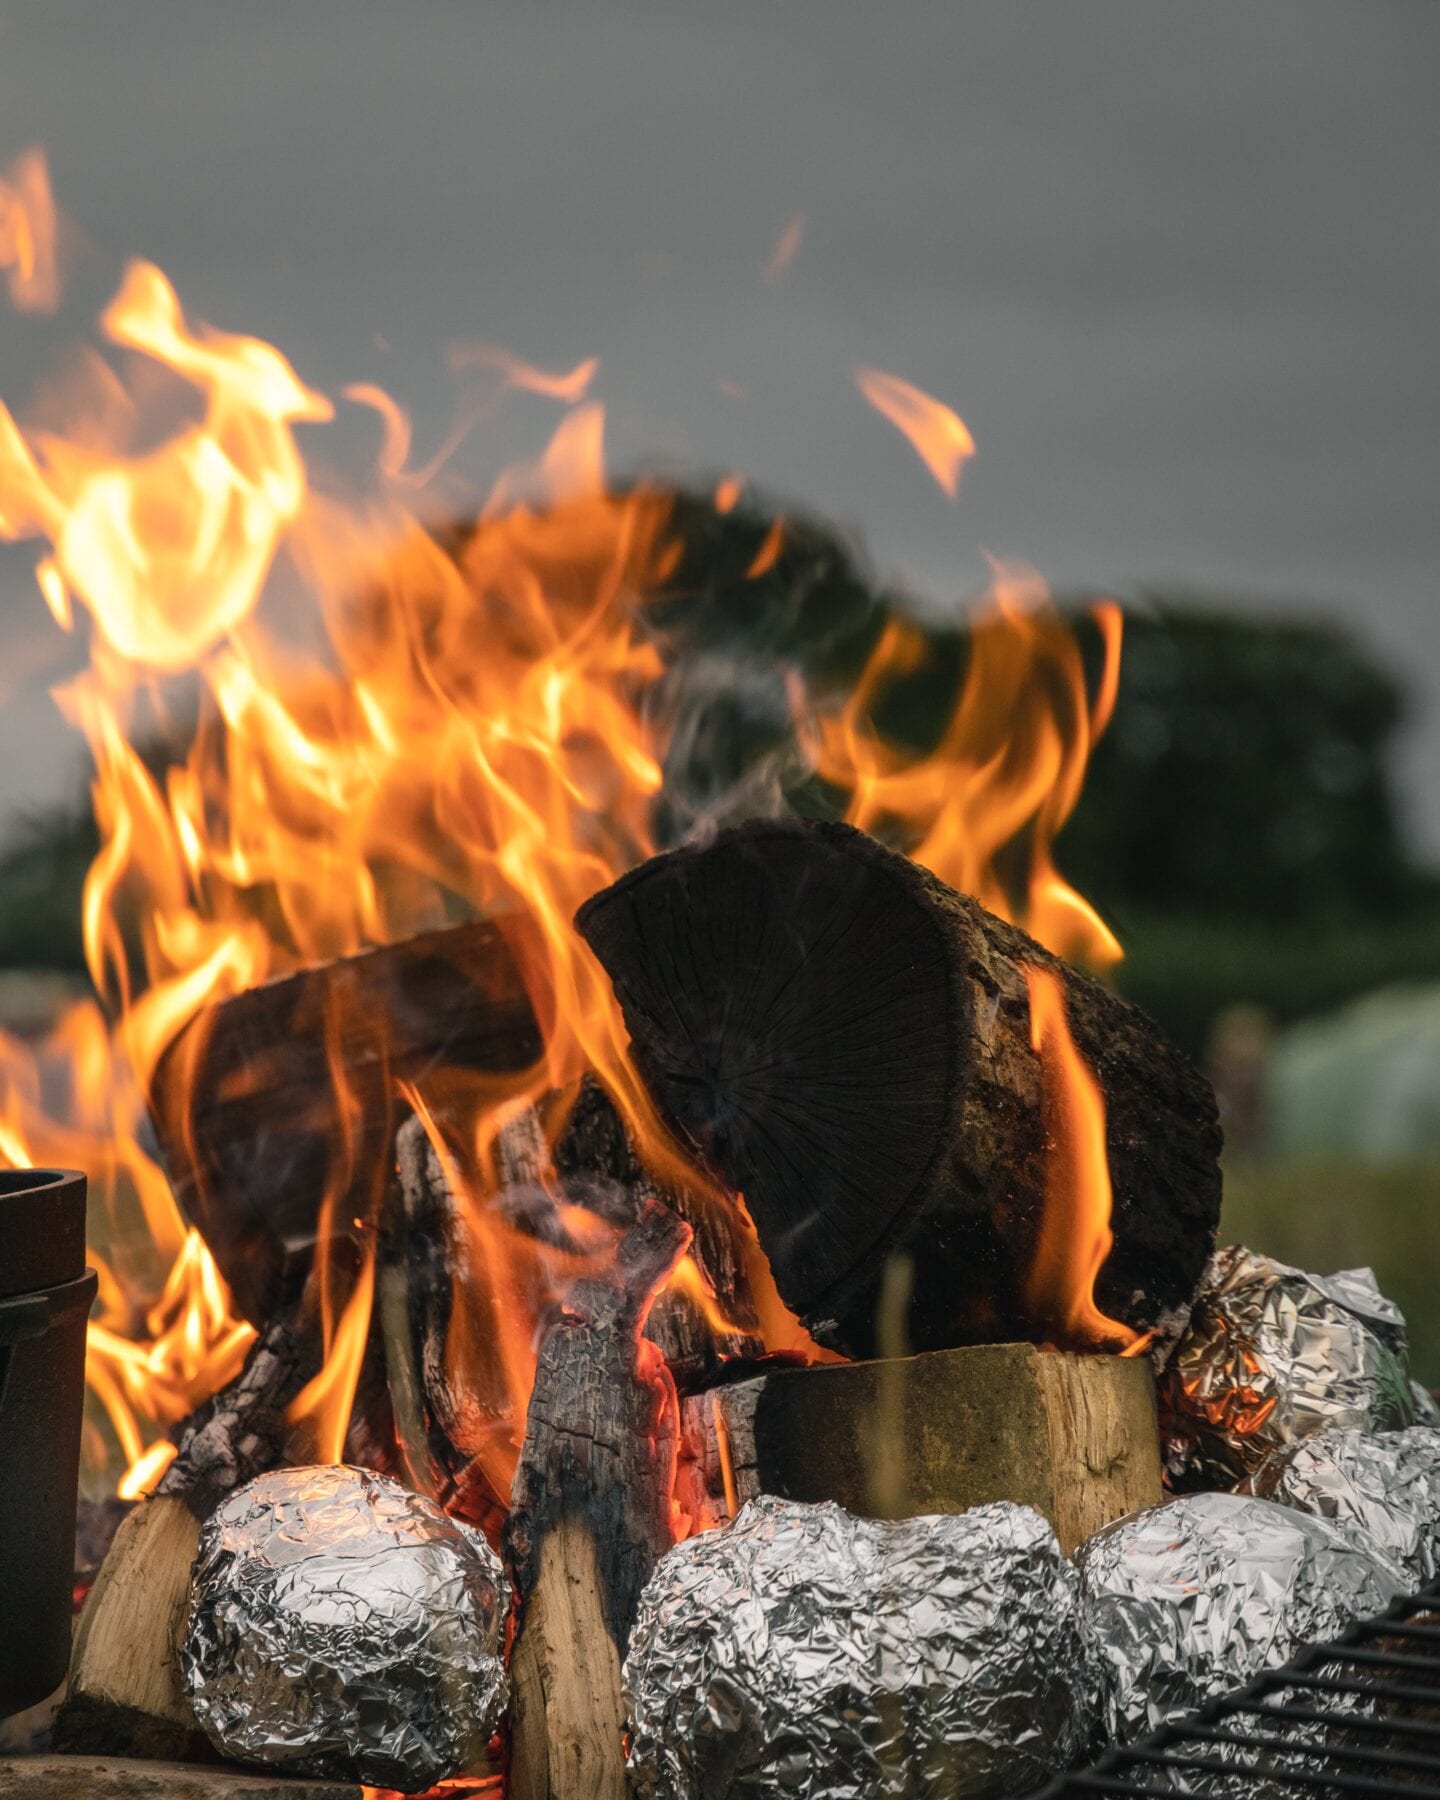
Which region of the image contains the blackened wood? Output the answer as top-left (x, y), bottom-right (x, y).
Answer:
top-left (387, 1112), bottom-right (517, 1537)
top-left (149, 919), bottom-right (543, 1325)
top-left (577, 817), bottom-right (1222, 1357)
top-left (157, 1310), bottom-right (319, 1520)
top-left (504, 1198), bottom-right (690, 1800)
top-left (554, 1076), bottom-right (764, 1384)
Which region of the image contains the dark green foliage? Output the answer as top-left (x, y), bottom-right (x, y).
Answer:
top-left (1063, 599), bottom-right (1422, 927)
top-left (0, 805), bottom-right (94, 973)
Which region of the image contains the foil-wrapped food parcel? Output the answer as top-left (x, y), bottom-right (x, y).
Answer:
top-left (1245, 1424), bottom-right (1440, 1586)
top-left (1076, 1489), bottom-right (1405, 1745)
top-left (624, 1493), bottom-right (1097, 1800)
top-left (183, 1464), bottom-right (508, 1792)
top-left (1158, 1245), bottom-right (1422, 1489)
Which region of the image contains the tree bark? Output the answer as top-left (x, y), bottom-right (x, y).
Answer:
top-left (504, 1198), bottom-right (690, 1800)
top-left (577, 817), bottom-right (1222, 1357)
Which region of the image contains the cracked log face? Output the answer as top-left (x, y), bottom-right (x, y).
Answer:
top-left (577, 818), bottom-right (1222, 1357)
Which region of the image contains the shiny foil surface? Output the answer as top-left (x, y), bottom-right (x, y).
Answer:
top-left (1076, 1489), bottom-right (1405, 1745)
top-left (183, 1464), bottom-right (507, 1792)
top-left (1245, 1424), bottom-right (1440, 1585)
top-left (624, 1494), bottom-right (1097, 1800)
top-left (1158, 1245), bottom-right (1419, 1489)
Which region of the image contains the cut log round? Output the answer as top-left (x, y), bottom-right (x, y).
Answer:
top-left (576, 817), bottom-right (1222, 1357)
top-left (149, 919), bottom-right (543, 1325)
top-left (677, 1342), bottom-right (1163, 1554)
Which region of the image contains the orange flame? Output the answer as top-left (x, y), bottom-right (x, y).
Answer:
top-left (808, 569), bottom-right (1122, 968)
top-left (1023, 964), bottom-right (1140, 1352)
top-left (855, 366), bottom-right (975, 498)
top-left (286, 1243), bottom-right (377, 1466)
top-left (0, 146), bottom-right (61, 314)
top-left (0, 164), bottom-right (1136, 1498)
top-left (763, 213), bottom-right (806, 281)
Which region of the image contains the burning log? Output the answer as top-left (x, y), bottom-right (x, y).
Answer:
top-left (379, 1083), bottom-right (765, 1537)
top-left (504, 1197), bottom-right (690, 1800)
top-left (57, 1306), bottom-right (320, 1759)
top-left (149, 919), bottom-right (543, 1326)
top-left (577, 817), bottom-right (1223, 1356)
top-left (552, 1075), bottom-right (764, 1383)
top-left (677, 1342), bottom-right (1163, 1553)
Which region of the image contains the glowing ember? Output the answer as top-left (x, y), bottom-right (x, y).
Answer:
top-left (0, 150), bottom-right (1135, 1499)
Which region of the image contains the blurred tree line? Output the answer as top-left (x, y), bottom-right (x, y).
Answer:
top-left (2, 483), bottom-right (1437, 1061)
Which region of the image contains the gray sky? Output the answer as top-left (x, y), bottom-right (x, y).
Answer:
top-left (2, 0), bottom-right (1438, 851)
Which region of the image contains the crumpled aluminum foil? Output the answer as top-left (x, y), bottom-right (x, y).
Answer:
top-left (182, 1464), bottom-right (508, 1792)
top-left (1076, 1489), bottom-right (1405, 1745)
top-left (1245, 1424), bottom-right (1440, 1586)
top-left (624, 1494), bottom-right (1097, 1800)
top-left (1158, 1245), bottom-right (1419, 1489)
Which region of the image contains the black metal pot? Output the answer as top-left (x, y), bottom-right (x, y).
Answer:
top-left (0, 1168), bottom-right (96, 1717)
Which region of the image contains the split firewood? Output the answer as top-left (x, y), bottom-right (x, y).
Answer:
top-left (577, 817), bottom-right (1223, 1357)
top-left (677, 1341), bottom-right (1162, 1554)
top-left (504, 1197), bottom-right (691, 1800)
top-left (56, 1305), bottom-right (319, 1759)
top-left (149, 918), bottom-right (543, 1326)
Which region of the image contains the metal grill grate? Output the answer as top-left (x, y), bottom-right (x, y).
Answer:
top-left (1040, 1574), bottom-right (1440, 1797)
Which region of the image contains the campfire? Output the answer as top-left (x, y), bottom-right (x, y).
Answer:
top-left (2, 150), bottom-right (1438, 1800)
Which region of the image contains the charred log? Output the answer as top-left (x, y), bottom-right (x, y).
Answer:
top-left (554, 1076), bottom-right (763, 1384)
top-left (577, 817), bottom-right (1222, 1357)
top-left (504, 1198), bottom-right (690, 1800)
top-left (149, 919), bottom-right (543, 1325)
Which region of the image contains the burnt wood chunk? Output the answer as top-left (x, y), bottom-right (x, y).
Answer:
top-left (504, 1198), bottom-right (690, 1800)
top-left (148, 918), bottom-right (541, 1325)
top-left (577, 817), bottom-right (1222, 1356)
top-left (554, 1076), bottom-right (764, 1383)
top-left (677, 1342), bottom-right (1163, 1554)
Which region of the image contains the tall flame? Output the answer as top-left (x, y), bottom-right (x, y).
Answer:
top-left (808, 567), bottom-right (1123, 968)
top-left (0, 162), bottom-right (1136, 1497)
top-left (1023, 965), bottom-right (1142, 1352)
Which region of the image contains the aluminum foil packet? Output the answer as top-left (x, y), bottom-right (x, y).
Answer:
top-left (1245, 1424), bottom-right (1440, 1586)
top-left (183, 1464), bottom-right (508, 1792)
top-left (1158, 1244), bottom-right (1419, 1489)
top-left (624, 1493), bottom-right (1097, 1800)
top-left (1076, 1489), bottom-right (1405, 1745)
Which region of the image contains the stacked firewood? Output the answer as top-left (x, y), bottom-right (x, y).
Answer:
top-left (63, 819), bottom-right (1226, 1796)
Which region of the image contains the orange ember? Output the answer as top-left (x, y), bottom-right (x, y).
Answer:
top-left (0, 156), bottom-right (1133, 1499)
